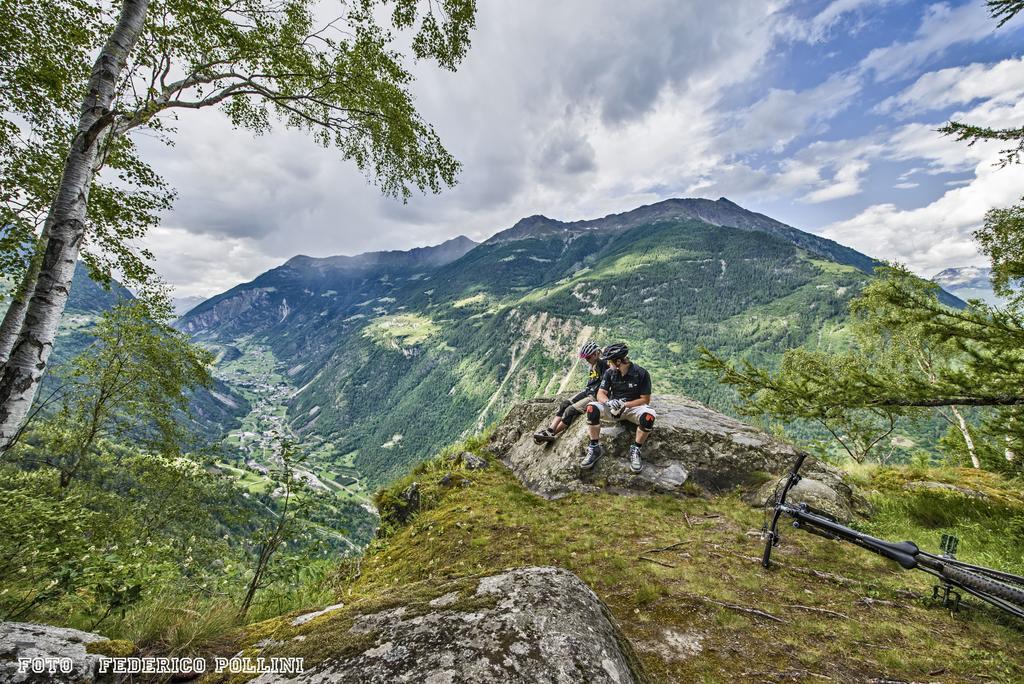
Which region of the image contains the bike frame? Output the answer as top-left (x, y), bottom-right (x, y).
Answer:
top-left (762, 453), bottom-right (1024, 620)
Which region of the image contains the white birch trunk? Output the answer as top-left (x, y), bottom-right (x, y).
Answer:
top-left (949, 405), bottom-right (980, 469)
top-left (0, 229), bottom-right (49, 368)
top-left (0, 284), bottom-right (32, 368)
top-left (0, 0), bottom-right (149, 449)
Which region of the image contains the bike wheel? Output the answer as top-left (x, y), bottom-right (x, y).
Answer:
top-left (942, 564), bottom-right (1024, 615)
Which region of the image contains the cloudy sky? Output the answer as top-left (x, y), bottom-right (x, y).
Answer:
top-left (133, 0), bottom-right (1024, 298)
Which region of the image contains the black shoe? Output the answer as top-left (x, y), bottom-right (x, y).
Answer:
top-left (580, 442), bottom-right (603, 470)
top-left (533, 428), bottom-right (556, 444)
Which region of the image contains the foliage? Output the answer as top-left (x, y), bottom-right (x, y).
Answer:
top-left (0, 0), bottom-right (170, 291)
top-left (699, 346), bottom-right (901, 463)
top-left (221, 442), bottom-right (1024, 683)
top-left (238, 437), bottom-right (324, 619)
top-left (0, 451), bottom-right (236, 628)
top-left (700, 0), bottom-right (1024, 471)
top-left (977, 202), bottom-right (1024, 308)
top-left (0, 292), bottom-right (354, 636)
top-left (702, 264), bottom-right (1024, 469)
top-left (106, 0), bottom-right (476, 200)
top-left (7, 287), bottom-right (213, 483)
top-left (1, 0), bottom-right (477, 293)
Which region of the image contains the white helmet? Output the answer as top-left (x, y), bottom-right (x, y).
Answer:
top-left (579, 341), bottom-right (600, 358)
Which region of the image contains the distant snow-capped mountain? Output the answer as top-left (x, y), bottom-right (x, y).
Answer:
top-left (172, 295), bottom-right (207, 317)
top-left (932, 266), bottom-right (1000, 305)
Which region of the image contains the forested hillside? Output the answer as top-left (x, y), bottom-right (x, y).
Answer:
top-left (180, 198), bottom-right (958, 490)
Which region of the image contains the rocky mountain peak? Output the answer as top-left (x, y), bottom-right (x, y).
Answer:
top-left (282, 234), bottom-right (479, 274)
top-left (932, 265), bottom-right (992, 289)
top-left (482, 197), bottom-right (878, 275)
top-left (932, 265), bottom-right (1006, 305)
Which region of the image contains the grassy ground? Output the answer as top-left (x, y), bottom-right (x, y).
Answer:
top-left (362, 313), bottom-right (440, 348)
top-left (213, 462), bottom-right (273, 494)
top-left (218, 441), bottom-right (1023, 683)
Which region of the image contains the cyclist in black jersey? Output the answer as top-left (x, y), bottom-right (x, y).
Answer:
top-left (534, 341), bottom-right (608, 444)
top-left (580, 342), bottom-right (656, 473)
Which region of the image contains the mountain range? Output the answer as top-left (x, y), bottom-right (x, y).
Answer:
top-left (932, 265), bottom-right (1003, 305)
top-left (176, 197), bottom-right (963, 498)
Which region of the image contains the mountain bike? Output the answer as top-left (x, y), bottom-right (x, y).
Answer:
top-left (761, 452), bottom-right (1024, 621)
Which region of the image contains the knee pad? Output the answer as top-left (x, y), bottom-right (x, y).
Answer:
top-left (586, 403), bottom-right (601, 425)
top-left (638, 412), bottom-right (655, 432)
top-left (556, 399), bottom-right (572, 417)
top-left (562, 405), bottom-right (582, 426)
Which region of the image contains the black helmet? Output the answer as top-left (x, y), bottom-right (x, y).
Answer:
top-left (601, 342), bottom-right (629, 361)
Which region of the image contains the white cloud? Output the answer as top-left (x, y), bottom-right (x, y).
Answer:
top-left (689, 133), bottom-right (885, 204)
top-left (859, 2), bottom-right (997, 82)
top-left (778, 0), bottom-right (899, 43)
top-left (876, 56), bottom-right (1024, 117)
top-left (820, 156), bottom-right (1024, 274)
top-left (803, 159), bottom-right (870, 203)
top-left (818, 99), bottom-right (1024, 276)
top-left (720, 73), bottom-right (863, 154)
top-left (139, 226), bottom-right (282, 298)
top-left (887, 98), bottom-right (1024, 173)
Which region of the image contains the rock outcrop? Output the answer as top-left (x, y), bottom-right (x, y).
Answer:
top-left (247, 567), bottom-right (645, 683)
top-left (755, 470), bottom-right (867, 523)
top-left (0, 622), bottom-right (109, 683)
top-left (488, 394), bottom-right (863, 521)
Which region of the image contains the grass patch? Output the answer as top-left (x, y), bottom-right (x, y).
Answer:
top-left (296, 449), bottom-right (1024, 683)
top-left (362, 313), bottom-right (439, 349)
top-left (452, 292), bottom-right (488, 308)
top-left (205, 434), bottom-right (1023, 683)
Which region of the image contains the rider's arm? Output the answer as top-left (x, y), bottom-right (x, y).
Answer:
top-left (625, 394), bottom-right (650, 408)
top-left (595, 368), bottom-right (612, 403)
top-left (570, 389), bottom-right (590, 403)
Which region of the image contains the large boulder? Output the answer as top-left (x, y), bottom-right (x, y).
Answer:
top-left (0, 622), bottom-right (109, 683)
top-left (249, 567), bottom-right (646, 683)
top-left (488, 395), bottom-right (862, 520)
top-left (754, 471), bottom-right (867, 523)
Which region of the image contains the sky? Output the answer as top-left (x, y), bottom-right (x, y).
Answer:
top-left (133, 0), bottom-right (1024, 299)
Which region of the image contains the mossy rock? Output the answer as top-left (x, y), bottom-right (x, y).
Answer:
top-left (86, 639), bottom-right (136, 658)
top-left (224, 567), bottom-right (645, 683)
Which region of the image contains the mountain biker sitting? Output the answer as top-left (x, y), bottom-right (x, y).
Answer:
top-left (580, 342), bottom-right (655, 473)
top-left (534, 341), bottom-right (608, 444)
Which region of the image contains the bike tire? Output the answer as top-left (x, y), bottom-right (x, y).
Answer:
top-left (942, 564), bottom-right (1024, 608)
top-left (762, 533), bottom-right (774, 568)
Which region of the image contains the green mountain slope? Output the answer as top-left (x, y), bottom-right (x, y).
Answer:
top-left (289, 218), bottom-right (872, 487)
top-left (179, 197), bottom-right (965, 493)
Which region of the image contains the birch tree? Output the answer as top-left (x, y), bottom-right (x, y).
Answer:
top-left (0, 0), bottom-right (171, 365)
top-left (0, 0), bottom-right (477, 449)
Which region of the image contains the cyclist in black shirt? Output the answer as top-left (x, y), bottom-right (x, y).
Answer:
top-left (534, 341), bottom-right (608, 444)
top-left (580, 342), bottom-right (656, 473)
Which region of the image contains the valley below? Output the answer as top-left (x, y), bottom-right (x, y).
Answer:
top-left (207, 339), bottom-right (378, 549)
top-left (180, 198), bottom-right (955, 544)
